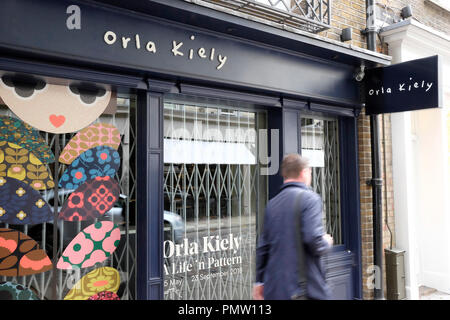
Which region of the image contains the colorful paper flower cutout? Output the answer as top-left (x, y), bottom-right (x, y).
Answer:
top-left (57, 221), bottom-right (121, 270)
top-left (59, 123), bottom-right (120, 165)
top-left (88, 291), bottom-right (120, 300)
top-left (0, 115), bottom-right (54, 164)
top-left (59, 176), bottom-right (120, 222)
top-left (0, 228), bottom-right (52, 277)
top-left (59, 146), bottom-right (120, 190)
top-left (0, 141), bottom-right (54, 190)
top-left (0, 281), bottom-right (39, 300)
top-left (64, 267), bottom-right (120, 300)
top-left (0, 177), bottom-right (52, 225)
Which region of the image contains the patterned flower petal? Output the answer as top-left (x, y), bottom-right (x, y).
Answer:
top-left (58, 146), bottom-right (120, 190)
top-left (59, 123), bottom-right (120, 165)
top-left (57, 221), bottom-right (120, 270)
top-left (88, 291), bottom-right (120, 300)
top-left (0, 142), bottom-right (54, 190)
top-left (0, 281), bottom-right (39, 300)
top-left (59, 176), bottom-right (119, 221)
top-left (64, 267), bottom-right (120, 300)
top-left (0, 177), bottom-right (52, 225)
top-left (0, 228), bottom-right (52, 277)
top-left (0, 116), bottom-right (54, 164)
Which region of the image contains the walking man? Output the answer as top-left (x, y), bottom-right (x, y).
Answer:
top-left (253, 153), bottom-right (333, 300)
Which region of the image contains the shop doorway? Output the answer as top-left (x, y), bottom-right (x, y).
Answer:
top-left (300, 112), bottom-right (360, 299)
top-left (301, 116), bottom-right (342, 245)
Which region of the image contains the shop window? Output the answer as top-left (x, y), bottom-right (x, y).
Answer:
top-left (163, 100), bottom-right (268, 300)
top-left (301, 115), bottom-right (342, 245)
top-left (0, 71), bottom-right (137, 300)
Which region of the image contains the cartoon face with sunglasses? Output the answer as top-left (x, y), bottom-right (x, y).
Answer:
top-left (0, 73), bottom-right (111, 133)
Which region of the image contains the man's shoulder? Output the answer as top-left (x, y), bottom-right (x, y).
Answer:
top-left (300, 188), bottom-right (320, 200)
top-left (268, 185), bottom-right (319, 206)
top-left (298, 188), bottom-right (321, 208)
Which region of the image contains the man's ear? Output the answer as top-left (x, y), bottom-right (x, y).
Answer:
top-left (299, 169), bottom-right (306, 178)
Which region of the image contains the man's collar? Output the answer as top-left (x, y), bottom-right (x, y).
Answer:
top-left (280, 181), bottom-right (309, 191)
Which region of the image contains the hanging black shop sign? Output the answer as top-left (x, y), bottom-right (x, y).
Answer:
top-left (365, 55), bottom-right (442, 115)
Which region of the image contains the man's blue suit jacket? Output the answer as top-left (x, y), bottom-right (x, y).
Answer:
top-left (255, 182), bottom-right (332, 300)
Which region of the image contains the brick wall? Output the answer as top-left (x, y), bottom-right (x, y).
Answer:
top-left (319, 0), bottom-right (367, 49)
top-left (357, 108), bottom-right (374, 299)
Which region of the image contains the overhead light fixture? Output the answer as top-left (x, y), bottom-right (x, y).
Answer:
top-left (341, 27), bottom-right (353, 42)
top-left (354, 65), bottom-right (365, 82)
top-left (401, 5), bottom-right (413, 19)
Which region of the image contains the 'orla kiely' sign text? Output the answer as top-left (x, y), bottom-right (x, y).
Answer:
top-left (365, 55), bottom-right (442, 115)
top-left (163, 234), bottom-right (242, 275)
top-left (368, 78), bottom-right (434, 96)
top-left (103, 31), bottom-right (228, 70)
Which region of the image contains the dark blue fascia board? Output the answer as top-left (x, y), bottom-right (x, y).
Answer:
top-left (0, 54), bottom-right (147, 89)
top-left (91, 0), bottom-right (391, 68)
top-left (310, 103), bottom-right (357, 117)
top-left (147, 79), bottom-right (180, 94)
top-left (179, 83), bottom-right (281, 107)
top-left (282, 98), bottom-right (308, 110)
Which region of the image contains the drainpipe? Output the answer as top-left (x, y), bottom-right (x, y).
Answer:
top-left (365, 0), bottom-right (385, 300)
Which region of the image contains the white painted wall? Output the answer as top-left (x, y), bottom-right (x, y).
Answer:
top-left (381, 19), bottom-right (450, 297)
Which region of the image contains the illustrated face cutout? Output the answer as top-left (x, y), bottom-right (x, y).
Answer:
top-left (0, 281), bottom-right (39, 300)
top-left (0, 141), bottom-right (54, 190)
top-left (0, 228), bottom-right (52, 277)
top-left (88, 291), bottom-right (120, 300)
top-left (0, 177), bottom-right (52, 225)
top-left (59, 146), bottom-right (120, 190)
top-left (0, 74), bottom-right (111, 134)
top-left (0, 116), bottom-right (54, 164)
top-left (57, 221), bottom-right (120, 270)
top-left (64, 267), bottom-right (120, 300)
top-left (59, 123), bottom-right (121, 165)
top-left (59, 176), bottom-right (120, 222)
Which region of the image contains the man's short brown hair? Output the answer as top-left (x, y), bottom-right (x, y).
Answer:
top-left (280, 153), bottom-right (310, 179)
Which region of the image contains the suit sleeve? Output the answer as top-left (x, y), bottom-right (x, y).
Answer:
top-left (255, 208), bottom-right (270, 284)
top-left (301, 192), bottom-right (331, 256)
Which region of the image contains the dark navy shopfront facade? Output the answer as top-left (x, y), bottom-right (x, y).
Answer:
top-left (0, 0), bottom-right (390, 300)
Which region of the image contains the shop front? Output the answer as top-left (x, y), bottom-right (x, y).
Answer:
top-left (0, 0), bottom-right (390, 300)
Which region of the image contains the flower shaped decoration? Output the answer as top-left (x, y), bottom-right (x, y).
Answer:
top-left (64, 267), bottom-right (120, 300)
top-left (59, 146), bottom-right (120, 190)
top-left (0, 115), bottom-right (54, 164)
top-left (88, 291), bottom-right (120, 300)
top-left (0, 177), bottom-right (52, 225)
top-left (59, 123), bottom-right (120, 165)
top-left (0, 228), bottom-right (52, 276)
top-left (0, 281), bottom-right (39, 300)
top-left (59, 176), bottom-right (119, 222)
top-left (57, 221), bottom-right (121, 270)
top-left (0, 141), bottom-right (54, 190)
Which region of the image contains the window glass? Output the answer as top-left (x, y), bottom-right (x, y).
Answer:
top-left (0, 71), bottom-right (137, 300)
top-left (163, 100), bottom-right (267, 300)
